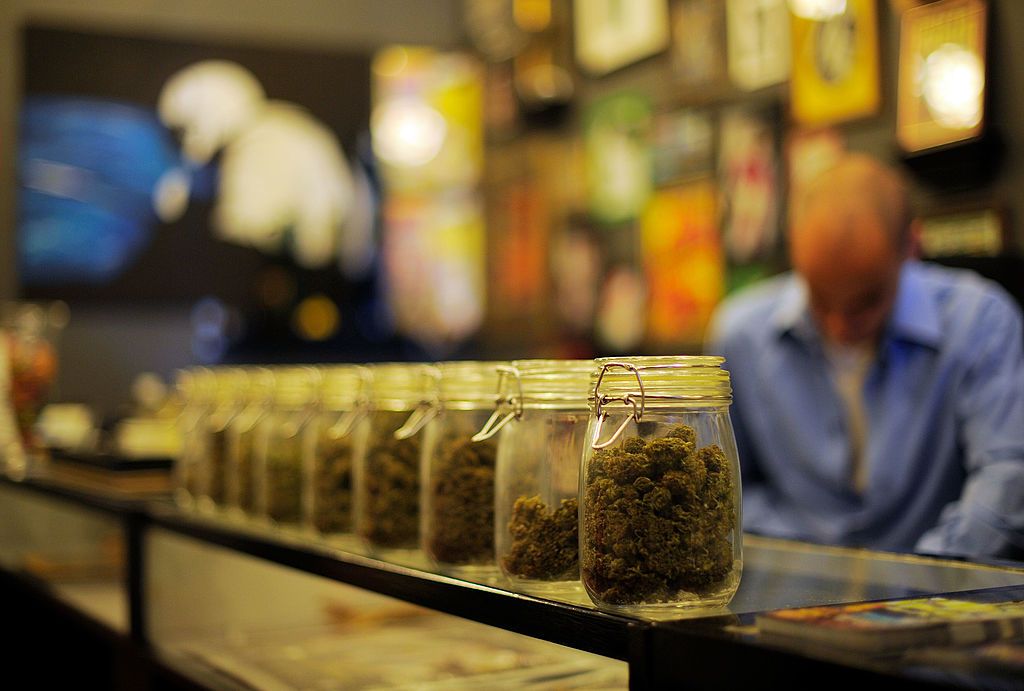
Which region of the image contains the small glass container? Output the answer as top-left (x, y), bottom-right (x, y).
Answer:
top-left (488, 359), bottom-right (593, 597)
top-left (355, 363), bottom-right (438, 565)
top-left (226, 367), bottom-right (274, 519)
top-left (307, 364), bottom-right (370, 549)
top-left (255, 366), bottom-right (318, 528)
top-left (197, 367), bottom-right (247, 513)
top-left (174, 368), bottom-right (215, 510)
top-left (580, 356), bottom-right (742, 617)
top-left (421, 361), bottom-right (505, 579)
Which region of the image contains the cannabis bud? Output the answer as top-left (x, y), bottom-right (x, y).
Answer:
top-left (426, 435), bottom-right (497, 565)
top-left (502, 495), bottom-right (579, 580)
top-left (581, 424), bottom-right (736, 605)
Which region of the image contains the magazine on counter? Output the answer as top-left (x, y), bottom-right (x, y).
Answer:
top-left (756, 597), bottom-right (1024, 655)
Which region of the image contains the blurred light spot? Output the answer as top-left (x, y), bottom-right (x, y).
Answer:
top-left (292, 294), bottom-right (340, 341)
top-left (921, 43), bottom-right (984, 129)
top-left (371, 98), bottom-right (447, 167)
top-left (152, 168), bottom-right (191, 222)
top-left (373, 46), bottom-right (410, 78)
top-left (789, 0), bottom-right (846, 20)
top-left (257, 266), bottom-right (296, 309)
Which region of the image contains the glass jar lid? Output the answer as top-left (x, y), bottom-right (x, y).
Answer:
top-left (368, 362), bottom-right (439, 411)
top-left (510, 359), bottom-right (594, 407)
top-left (321, 364), bottom-right (370, 410)
top-left (272, 366), bottom-right (319, 408)
top-left (437, 361), bottom-right (506, 409)
top-left (589, 355), bottom-right (731, 405)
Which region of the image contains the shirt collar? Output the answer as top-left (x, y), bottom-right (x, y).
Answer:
top-left (770, 262), bottom-right (942, 350)
top-left (886, 261), bottom-right (942, 349)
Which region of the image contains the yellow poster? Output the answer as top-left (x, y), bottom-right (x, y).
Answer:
top-left (790, 0), bottom-right (880, 126)
top-left (641, 180), bottom-right (724, 347)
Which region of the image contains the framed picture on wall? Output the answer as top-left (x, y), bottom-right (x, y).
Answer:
top-left (790, 0), bottom-right (881, 126)
top-left (574, 0), bottom-right (671, 76)
top-left (896, 0), bottom-right (988, 152)
top-left (726, 0), bottom-right (791, 91)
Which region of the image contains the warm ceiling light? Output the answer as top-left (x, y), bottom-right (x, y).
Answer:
top-left (789, 0), bottom-right (847, 20)
top-left (921, 42), bottom-right (984, 129)
top-left (371, 98), bottom-right (447, 167)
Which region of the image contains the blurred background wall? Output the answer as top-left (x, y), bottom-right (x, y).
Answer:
top-left (2, 0), bottom-right (1023, 418)
top-left (0, 0), bottom-right (461, 415)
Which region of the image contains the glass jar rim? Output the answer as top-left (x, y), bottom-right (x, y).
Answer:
top-left (369, 362), bottom-right (439, 410)
top-left (589, 355), bottom-right (731, 404)
top-left (321, 364), bottom-right (371, 409)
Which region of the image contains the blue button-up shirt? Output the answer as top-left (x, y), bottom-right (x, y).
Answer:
top-left (708, 261), bottom-right (1024, 559)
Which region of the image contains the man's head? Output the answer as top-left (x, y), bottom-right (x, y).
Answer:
top-left (789, 153), bottom-right (914, 347)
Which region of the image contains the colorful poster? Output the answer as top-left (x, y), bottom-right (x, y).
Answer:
top-left (489, 178), bottom-right (549, 320)
top-left (584, 93), bottom-right (653, 225)
top-left (726, 0), bottom-right (791, 91)
top-left (372, 46), bottom-right (484, 193)
top-left (574, 0), bottom-right (671, 75)
top-left (641, 180), bottom-right (724, 347)
top-left (790, 0), bottom-right (881, 126)
top-left (382, 193), bottom-right (486, 349)
top-left (718, 107), bottom-right (780, 263)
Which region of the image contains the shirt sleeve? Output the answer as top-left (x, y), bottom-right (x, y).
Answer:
top-left (915, 294), bottom-right (1024, 559)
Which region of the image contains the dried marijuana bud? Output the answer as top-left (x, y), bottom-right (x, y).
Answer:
top-left (426, 435), bottom-right (497, 565)
top-left (266, 442), bottom-right (302, 524)
top-left (581, 423), bottom-right (735, 606)
top-left (207, 427), bottom-right (228, 505)
top-left (313, 434), bottom-right (354, 534)
top-left (360, 412), bottom-right (421, 549)
top-left (502, 496), bottom-right (579, 580)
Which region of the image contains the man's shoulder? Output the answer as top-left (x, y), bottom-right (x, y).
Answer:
top-left (709, 273), bottom-right (794, 346)
top-left (914, 261), bottom-right (1022, 325)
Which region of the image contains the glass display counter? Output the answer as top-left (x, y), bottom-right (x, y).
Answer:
top-left (2, 469), bottom-right (1024, 689)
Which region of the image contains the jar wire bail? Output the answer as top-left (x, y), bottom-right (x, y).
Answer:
top-left (590, 362), bottom-right (645, 450)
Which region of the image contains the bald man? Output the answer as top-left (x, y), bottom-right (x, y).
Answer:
top-left (707, 154), bottom-right (1024, 559)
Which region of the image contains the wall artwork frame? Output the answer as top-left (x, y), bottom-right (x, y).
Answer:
top-left (574, 0), bottom-right (671, 76)
top-left (896, 0), bottom-right (988, 153)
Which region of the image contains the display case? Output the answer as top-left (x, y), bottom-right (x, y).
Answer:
top-left (3, 467), bottom-right (1024, 690)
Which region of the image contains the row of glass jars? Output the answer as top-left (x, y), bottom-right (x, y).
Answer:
top-left (173, 357), bottom-right (742, 616)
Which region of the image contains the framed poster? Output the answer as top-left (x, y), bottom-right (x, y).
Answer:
top-left (583, 93), bottom-right (653, 224)
top-left (718, 107), bottom-right (780, 264)
top-left (726, 0), bottom-right (791, 91)
top-left (641, 179), bottom-right (724, 347)
top-left (574, 0), bottom-right (670, 76)
top-left (790, 0), bottom-right (881, 126)
top-left (897, 0), bottom-right (987, 152)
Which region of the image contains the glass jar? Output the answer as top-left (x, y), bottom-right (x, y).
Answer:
top-left (255, 366), bottom-right (318, 528)
top-left (421, 361), bottom-right (505, 579)
top-left (355, 363), bottom-right (438, 565)
top-left (174, 367), bottom-right (215, 510)
top-left (579, 356), bottom-right (742, 617)
top-left (197, 367), bottom-right (247, 513)
top-left (226, 367), bottom-right (274, 519)
top-left (488, 359), bottom-right (593, 597)
top-left (307, 364), bottom-right (370, 548)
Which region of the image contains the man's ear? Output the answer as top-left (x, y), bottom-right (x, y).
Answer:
top-left (907, 218), bottom-right (923, 260)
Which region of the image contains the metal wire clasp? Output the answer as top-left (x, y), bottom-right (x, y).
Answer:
top-left (394, 367), bottom-right (441, 440)
top-left (326, 368), bottom-right (371, 440)
top-left (590, 362), bottom-right (645, 450)
top-left (471, 365), bottom-right (523, 442)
